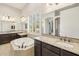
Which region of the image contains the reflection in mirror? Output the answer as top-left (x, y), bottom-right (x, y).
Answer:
top-left (44, 17), bottom-right (53, 35)
top-left (55, 17), bottom-right (60, 36)
top-left (60, 5), bottom-right (79, 39)
top-left (0, 16), bottom-right (28, 32)
top-left (28, 13), bottom-right (41, 34)
top-left (25, 24), bottom-right (27, 29)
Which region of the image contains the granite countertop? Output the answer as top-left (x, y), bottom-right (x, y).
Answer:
top-left (0, 31), bottom-right (27, 34)
top-left (33, 35), bottom-right (79, 55)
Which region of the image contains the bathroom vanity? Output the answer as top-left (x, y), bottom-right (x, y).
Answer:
top-left (0, 32), bottom-right (27, 45)
top-left (34, 39), bottom-right (79, 56)
top-left (33, 4), bottom-right (79, 56)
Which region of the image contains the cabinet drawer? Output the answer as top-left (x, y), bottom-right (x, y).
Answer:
top-left (61, 49), bottom-right (79, 56)
top-left (42, 47), bottom-right (59, 56)
top-left (35, 40), bottom-right (42, 45)
top-left (0, 34), bottom-right (11, 44)
top-left (42, 42), bottom-right (60, 55)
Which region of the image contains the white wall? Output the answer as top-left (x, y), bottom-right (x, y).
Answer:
top-left (60, 6), bottom-right (79, 38)
top-left (0, 4), bottom-right (21, 16)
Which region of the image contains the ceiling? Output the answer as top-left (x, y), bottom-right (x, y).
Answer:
top-left (5, 3), bottom-right (28, 10)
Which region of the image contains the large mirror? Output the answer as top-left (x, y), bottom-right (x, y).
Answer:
top-left (60, 5), bottom-right (79, 39)
top-left (0, 16), bottom-right (28, 33)
top-left (42, 4), bottom-right (79, 39)
top-left (28, 13), bottom-right (41, 34)
top-left (41, 12), bottom-right (55, 35)
top-left (43, 17), bottom-right (53, 35)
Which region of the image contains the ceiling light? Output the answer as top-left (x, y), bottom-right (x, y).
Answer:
top-left (55, 3), bottom-right (59, 5)
top-left (48, 3), bottom-right (53, 6)
top-left (47, 3), bottom-right (53, 6)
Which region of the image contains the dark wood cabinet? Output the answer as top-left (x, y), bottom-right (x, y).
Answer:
top-left (34, 40), bottom-right (59, 56)
top-left (61, 49), bottom-right (79, 56)
top-left (35, 44), bottom-right (42, 56)
top-left (42, 42), bottom-right (60, 55)
top-left (34, 40), bottom-right (42, 56)
top-left (34, 40), bottom-right (79, 56)
top-left (10, 33), bottom-right (21, 40)
top-left (0, 34), bottom-right (11, 44)
top-left (42, 46), bottom-right (59, 56)
top-left (0, 33), bottom-right (27, 45)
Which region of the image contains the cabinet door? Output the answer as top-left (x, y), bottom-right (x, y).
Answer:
top-left (10, 33), bottom-right (17, 40)
top-left (61, 49), bottom-right (79, 56)
top-left (34, 44), bottom-right (42, 56)
top-left (0, 34), bottom-right (11, 44)
top-left (42, 47), bottom-right (59, 56)
top-left (42, 42), bottom-right (60, 55)
top-left (34, 40), bottom-right (42, 56)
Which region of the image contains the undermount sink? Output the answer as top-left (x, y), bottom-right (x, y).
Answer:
top-left (34, 36), bottom-right (42, 39)
top-left (56, 42), bottom-right (74, 48)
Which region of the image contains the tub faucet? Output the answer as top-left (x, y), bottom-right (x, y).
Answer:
top-left (21, 42), bottom-right (25, 48)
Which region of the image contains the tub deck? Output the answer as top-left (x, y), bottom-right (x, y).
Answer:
top-left (0, 43), bottom-right (34, 56)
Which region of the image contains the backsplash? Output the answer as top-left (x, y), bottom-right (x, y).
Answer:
top-left (43, 34), bottom-right (79, 43)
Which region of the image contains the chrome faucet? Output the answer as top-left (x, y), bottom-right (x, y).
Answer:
top-left (60, 37), bottom-right (71, 42)
top-left (60, 38), bottom-right (62, 40)
top-left (68, 39), bottom-right (71, 42)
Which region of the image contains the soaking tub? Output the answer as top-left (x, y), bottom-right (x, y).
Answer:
top-left (10, 37), bottom-right (34, 56)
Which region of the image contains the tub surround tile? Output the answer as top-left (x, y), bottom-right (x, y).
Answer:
top-left (10, 45), bottom-right (34, 56)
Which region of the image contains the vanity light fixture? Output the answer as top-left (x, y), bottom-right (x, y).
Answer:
top-left (47, 3), bottom-right (53, 6)
top-left (55, 3), bottom-right (59, 5)
top-left (47, 3), bottom-right (59, 6)
top-left (48, 3), bottom-right (53, 6)
top-left (20, 16), bottom-right (26, 22)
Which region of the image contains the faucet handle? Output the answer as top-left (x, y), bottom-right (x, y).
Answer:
top-left (68, 39), bottom-right (71, 42)
top-left (64, 38), bottom-right (66, 41)
top-left (60, 38), bottom-right (62, 40)
top-left (21, 42), bottom-right (25, 48)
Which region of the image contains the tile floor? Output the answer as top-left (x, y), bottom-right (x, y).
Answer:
top-left (0, 43), bottom-right (34, 56)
